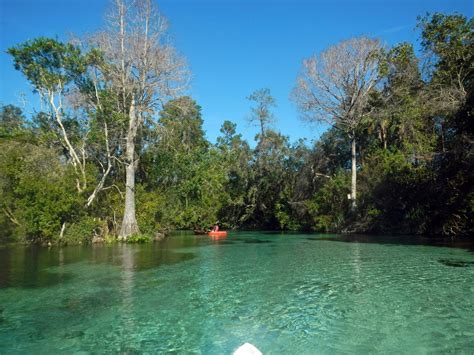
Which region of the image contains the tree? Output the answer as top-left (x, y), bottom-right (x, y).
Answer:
top-left (140, 98), bottom-right (226, 231)
top-left (371, 43), bottom-right (433, 156)
top-left (292, 37), bottom-right (381, 209)
top-left (417, 13), bottom-right (474, 236)
top-left (8, 38), bottom-right (125, 212)
top-left (216, 121), bottom-right (253, 228)
top-left (0, 105), bottom-right (25, 137)
top-left (8, 38), bottom-right (90, 193)
top-left (247, 88), bottom-right (276, 137)
top-left (158, 96), bottom-right (207, 153)
top-left (0, 135), bottom-right (83, 243)
top-left (418, 13), bottom-right (473, 114)
top-left (247, 129), bottom-right (291, 229)
top-left (95, 0), bottom-right (188, 237)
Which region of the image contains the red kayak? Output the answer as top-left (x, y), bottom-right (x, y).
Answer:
top-left (208, 231), bottom-right (228, 237)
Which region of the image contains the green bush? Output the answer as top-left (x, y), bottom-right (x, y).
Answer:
top-left (136, 185), bottom-right (165, 235)
top-left (62, 217), bottom-right (104, 245)
top-left (307, 171), bottom-right (351, 232)
top-left (126, 234), bottom-right (152, 243)
top-left (0, 141), bottom-right (84, 243)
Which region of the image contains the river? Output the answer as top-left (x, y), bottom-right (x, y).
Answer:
top-left (0, 232), bottom-right (473, 353)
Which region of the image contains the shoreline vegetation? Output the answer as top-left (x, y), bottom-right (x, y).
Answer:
top-left (1, 2), bottom-right (472, 246)
top-left (2, 232), bottom-right (474, 250)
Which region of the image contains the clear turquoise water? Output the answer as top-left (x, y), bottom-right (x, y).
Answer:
top-left (0, 232), bottom-right (473, 354)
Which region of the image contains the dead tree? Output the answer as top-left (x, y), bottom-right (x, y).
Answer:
top-left (292, 37), bottom-right (381, 209)
top-left (96, 0), bottom-right (188, 237)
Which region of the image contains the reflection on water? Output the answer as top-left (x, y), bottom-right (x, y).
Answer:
top-left (311, 233), bottom-right (474, 252)
top-left (0, 232), bottom-right (473, 353)
top-left (244, 239), bottom-right (273, 244)
top-left (0, 246), bottom-right (74, 288)
top-left (0, 238), bottom-right (196, 289)
top-left (438, 259), bottom-right (474, 267)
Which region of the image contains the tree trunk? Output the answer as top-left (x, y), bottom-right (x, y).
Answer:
top-left (119, 99), bottom-right (140, 238)
top-left (351, 133), bottom-right (357, 210)
top-left (381, 123), bottom-right (387, 150)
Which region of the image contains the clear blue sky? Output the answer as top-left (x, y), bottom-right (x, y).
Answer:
top-left (1, 0), bottom-right (472, 145)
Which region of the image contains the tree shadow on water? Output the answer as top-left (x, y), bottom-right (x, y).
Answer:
top-left (89, 243), bottom-right (196, 271)
top-left (305, 234), bottom-right (474, 252)
top-left (0, 243), bottom-right (197, 289)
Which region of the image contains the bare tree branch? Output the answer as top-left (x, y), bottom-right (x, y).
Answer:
top-left (292, 37), bottom-right (382, 208)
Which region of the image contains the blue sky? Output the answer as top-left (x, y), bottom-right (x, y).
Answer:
top-left (1, 0), bottom-right (472, 145)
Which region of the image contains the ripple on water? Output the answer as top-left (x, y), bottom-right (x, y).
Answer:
top-left (0, 233), bottom-right (473, 353)
top-left (438, 259), bottom-right (474, 267)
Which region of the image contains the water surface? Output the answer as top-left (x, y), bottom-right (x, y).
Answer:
top-left (0, 232), bottom-right (473, 353)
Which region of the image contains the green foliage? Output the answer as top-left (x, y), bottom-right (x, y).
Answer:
top-left (418, 13), bottom-right (473, 88)
top-left (126, 234), bottom-right (152, 244)
top-left (62, 217), bottom-right (104, 245)
top-left (247, 130), bottom-right (292, 229)
top-left (162, 148), bottom-right (228, 230)
top-left (275, 200), bottom-right (303, 231)
top-left (2, 11), bottom-right (473, 244)
top-left (0, 105), bottom-right (26, 138)
top-left (356, 149), bottom-right (429, 233)
top-left (307, 171), bottom-right (351, 232)
top-left (247, 88), bottom-right (276, 135)
top-left (0, 140), bottom-right (83, 243)
top-left (8, 37), bottom-right (86, 92)
top-left (141, 97), bottom-right (228, 231)
top-left (158, 96), bottom-right (208, 152)
top-left (215, 121), bottom-right (253, 228)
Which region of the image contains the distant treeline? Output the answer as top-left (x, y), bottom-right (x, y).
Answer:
top-left (0, 8), bottom-right (472, 244)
